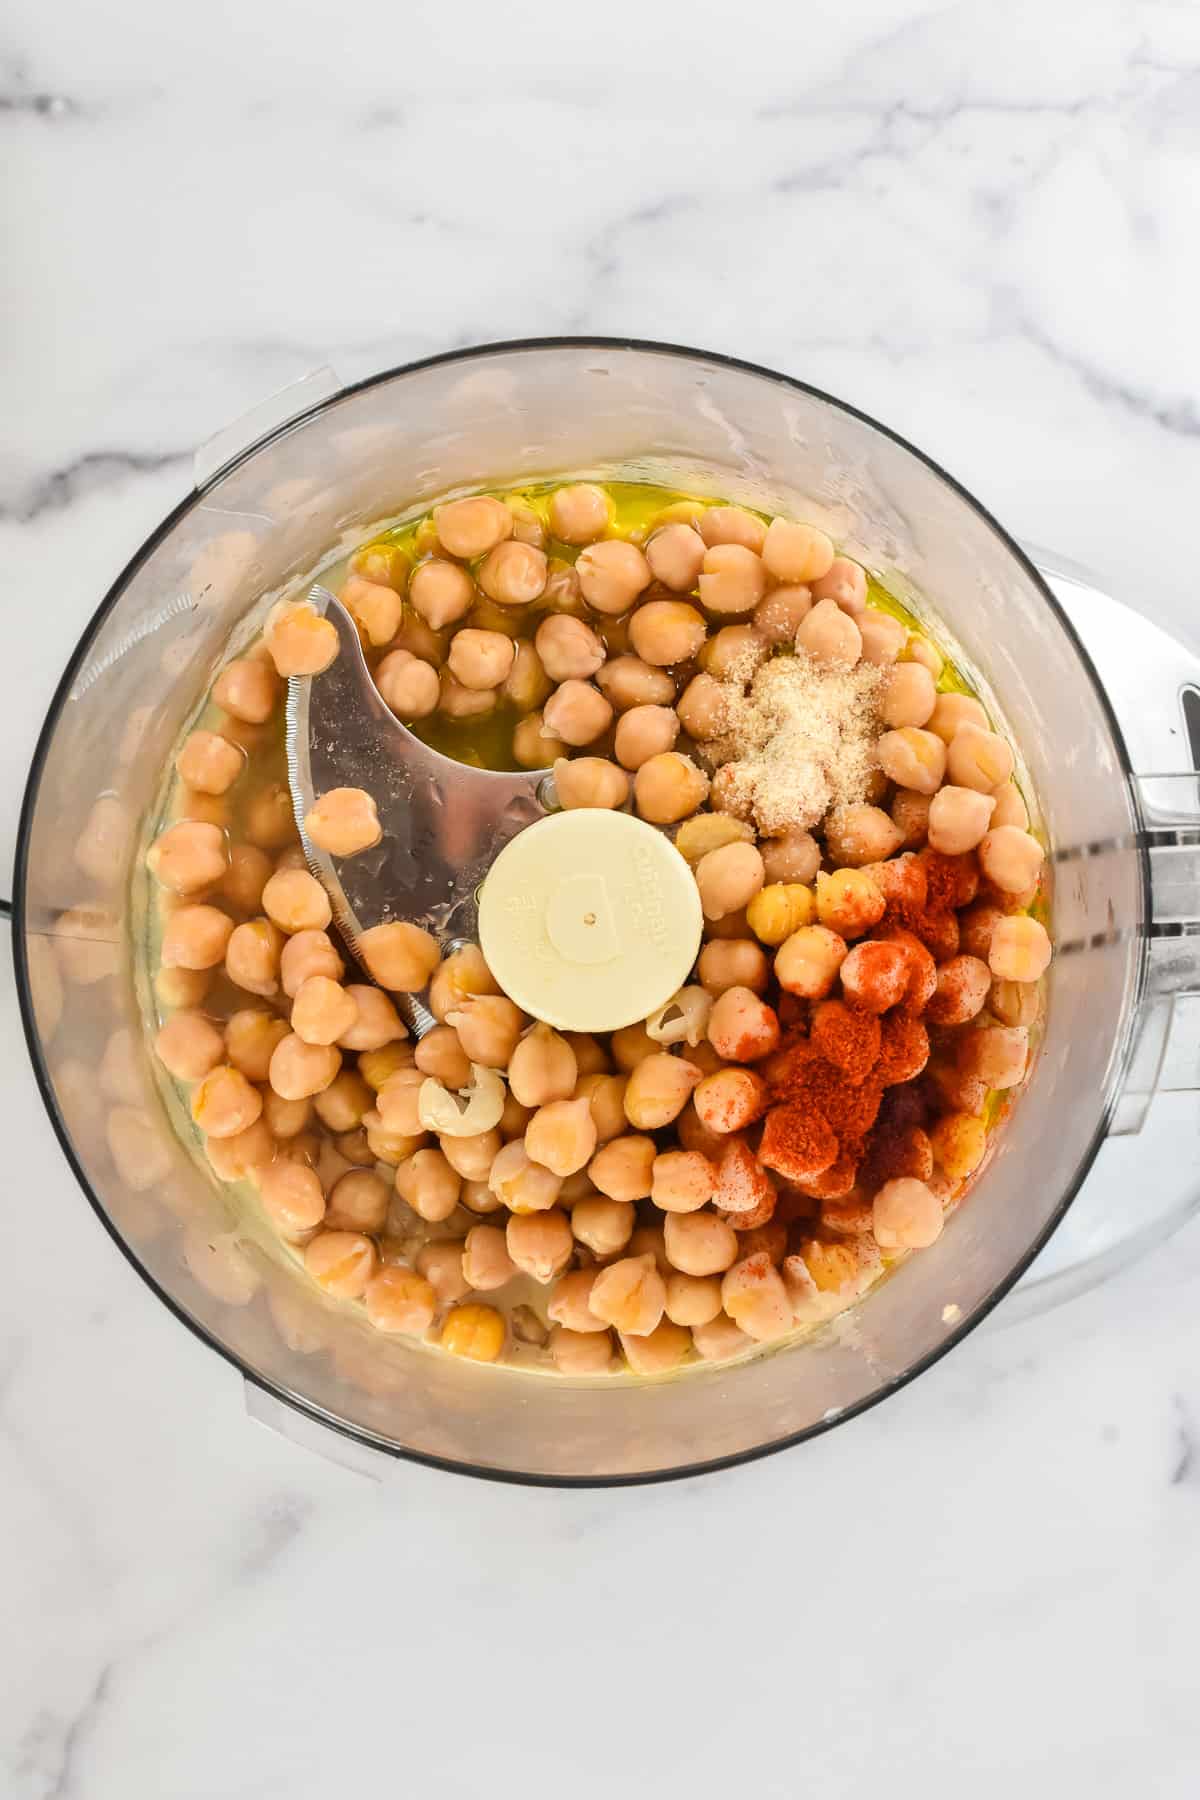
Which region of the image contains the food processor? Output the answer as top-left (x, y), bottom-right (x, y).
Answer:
top-left (14, 340), bottom-right (1200, 1486)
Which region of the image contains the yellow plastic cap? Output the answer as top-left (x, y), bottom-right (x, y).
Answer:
top-left (477, 810), bottom-right (703, 1032)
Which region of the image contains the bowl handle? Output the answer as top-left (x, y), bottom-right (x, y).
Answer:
top-left (1110, 771), bottom-right (1200, 1134)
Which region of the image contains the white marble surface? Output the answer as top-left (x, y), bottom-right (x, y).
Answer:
top-left (5, 0), bottom-right (1200, 1793)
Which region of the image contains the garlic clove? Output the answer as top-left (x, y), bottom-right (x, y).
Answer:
top-left (645, 985), bottom-right (712, 1049)
top-left (418, 1063), bottom-right (507, 1137)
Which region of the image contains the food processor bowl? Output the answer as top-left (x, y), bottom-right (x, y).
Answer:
top-left (15, 340), bottom-right (1200, 1485)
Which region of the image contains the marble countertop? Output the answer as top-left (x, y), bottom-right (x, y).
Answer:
top-left (5, 1), bottom-right (1200, 1793)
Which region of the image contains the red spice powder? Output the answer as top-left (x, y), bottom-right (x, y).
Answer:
top-left (790, 1148), bottom-right (861, 1200)
top-left (876, 1012), bottom-right (931, 1086)
top-left (810, 1000), bottom-right (882, 1081)
top-left (758, 1106), bottom-right (839, 1182)
top-left (920, 849), bottom-right (980, 912)
top-left (861, 1121), bottom-right (934, 1188)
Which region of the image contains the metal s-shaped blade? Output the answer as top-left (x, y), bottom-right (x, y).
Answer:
top-left (285, 586), bottom-right (550, 1026)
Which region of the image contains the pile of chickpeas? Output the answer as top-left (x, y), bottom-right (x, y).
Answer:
top-left (144, 480), bottom-right (1051, 1377)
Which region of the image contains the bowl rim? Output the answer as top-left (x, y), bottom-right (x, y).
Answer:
top-left (10, 334), bottom-right (1146, 1487)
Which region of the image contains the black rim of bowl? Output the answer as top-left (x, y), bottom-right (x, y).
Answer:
top-left (10, 336), bottom-right (1147, 1488)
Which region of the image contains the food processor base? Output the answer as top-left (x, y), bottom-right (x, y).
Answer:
top-left (1008, 553), bottom-right (1200, 1319)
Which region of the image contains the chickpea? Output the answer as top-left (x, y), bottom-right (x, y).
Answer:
top-left (409, 559), bottom-right (475, 629)
top-left (890, 788), bottom-right (931, 851)
top-left (478, 539), bottom-right (548, 606)
top-left (222, 1010), bottom-right (287, 1083)
top-left (223, 918), bottom-right (282, 997)
top-left (597, 655), bottom-right (677, 711)
top-left (623, 603), bottom-right (701, 671)
top-left (440, 1302), bottom-right (506, 1361)
top-left (268, 1032), bottom-right (341, 1102)
top-left (259, 1160), bottom-right (326, 1237)
top-left (304, 1230), bottom-right (378, 1299)
top-left (241, 780), bottom-right (295, 852)
top-left (979, 826), bottom-right (1044, 894)
top-left (279, 929), bottom-right (343, 999)
top-left (503, 1208), bottom-right (572, 1284)
top-left (647, 1149), bottom-right (713, 1214)
top-left (642, 521), bottom-right (703, 593)
top-left (927, 1111), bottom-right (987, 1184)
top-left (928, 692), bottom-right (988, 744)
top-left (361, 1266), bottom-right (436, 1337)
top-left (690, 506), bottom-right (761, 553)
top-left (608, 706), bottom-right (676, 776)
top-left (988, 977), bottom-right (1039, 1032)
top-left (205, 1117), bottom-right (276, 1183)
top-left (362, 1109), bottom-right (425, 1166)
top-left (330, 988), bottom-right (400, 1058)
top-left (549, 1325), bottom-right (613, 1373)
top-left (155, 965), bottom-right (210, 1010)
top-left (460, 1178), bottom-right (502, 1216)
top-left (876, 728), bottom-right (946, 796)
top-left (543, 481), bottom-right (609, 545)
top-left (945, 725), bottom-right (1013, 794)
top-left (311, 1067), bottom-right (372, 1134)
top-left (341, 577), bottom-right (406, 648)
top-left (433, 494), bottom-right (513, 559)
top-left (263, 1090), bottom-right (312, 1139)
top-left (539, 679), bottom-right (611, 748)
top-left (146, 821), bottom-right (228, 896)
top-left (818, 868), bottom-right (887, 939)
top-left (618, 1317), bottom-right (690, 1373)
top-left (439, 1127), bottom-right (501, 1182)
top-left (285, 976), bottom-right (351, 1049)
top-left (989, 915), bottom-right (1052, 983)
top-left (793, 597), bottom-right (860, 667)
top-left (707, 986), bottom-right (780, 1063)
top-left (671, 819), bottom-right (748, 872)
top-left (155, 1011), bottom-right (224, 1083)
top-left (507, 713), bottom-right (560, 769)
top-left (391, 1146), bottom-right (460, 1224)
top-left (524, 1096), bottom-right (598, 1177)
top-left (445, 993), bottom-right (523, 1069)
top-left (413, 1240), bottom-right (471, 1306)
top-left (351, 540), bottom-right (410, 590)
top-left (839, 939), bottom-right (910, 1014)
top-left (697, 625), bottom-right (765, 683)
top-left (857, 610), bottom-right (907, 666)
top-left (376, 1066), bottom-right (427, 1137)
top-left (259, 868), bottom-right (329, 936)
top-left (825, 804), bottom-right (904, 869)
top-left (588, 1253), bottom-right (666, 1337)
top-left (960, 1024), bottom-right (1029, 1090)
top-left (881, 661), bottom-right (937, 730)
top-left (754, 584), bottom-right (813, 644)
top-left (922, 788), bottom-right (992, 861)
top-left (571, 538), bottom-right (648, 616)
top-left (871, 1177), bottom-right (943, 1251)
top-left (191, 1064), bottom-right (263, 1139)
top-left (161, 904), bottom-right (234, 971)
top-left (721, 1252), bottom-right (792, 1341)
top-left (548, 1268), bottom-right (607, 1332)
top-left (569, 1197), bottom-right (634, 1261)
top-left (461, 1225), bottom-right (517, 1291)
top-left (506, 1021), bottom-right (577, 1108)
top-left (303, 787), bottom-right (381, 860)
top-left (566, 1032), bottom-right (610, 1076)
top-left (528, 619), bottom-right (600, 690)
top-left (428, 945), bottom-right (498, 1021)
top-left (572, 1074), bottom-right (627, 1148)
top-left (357, 920), bottom-right (440, 993)
top-left (807, 555), bottom-right (866, 614)
top-left (374, 648), bottom-right (439, 722)
top-left (690, 1312), bottom-right (752, 1361)
top-left (759, 519), bottom-right (832, 585)
top-left (485, 1136), bottom-right (565, 1213)
top-left (696, 543), bottom-right (766, 616)
top-left (698, 939), bottom-right (770, 998)
top-left (742, 883), bottom-right (812, 948)
top-left (213, 657), bottom-right (279, 724)
top-left (611, 1024), bottom-right (658, 1073)
top-left (669, 673), bottom-right (723, 742)
top-left (990, 780), bottom-right (1029, 831)
top-left (692, 1068), bottom-right (767, 1134)
top-left (220, 843), bottom-right (272, 915)
top-left (176, 730), bottom-right (243, 799)
top-left (694, 841), bottom-right (765, 923)
top-left (413, 1023), bottom-right (471, 1089)
top-left (659, 1271), bottom-right (719, 1329)
top-left (588, 1134), bottom-right (656, 1202)
top-left (662, 1207), bottom-right (739, 1278)
top-left (622, 1054), bottom-right (702, 1131)
top-left (446, 628), bottom-right (515, 693)
top-left (774, 924), bottom-right (848, 999)
top-left (548, 756), bottom-right (626, 812)
top-left (503, 642), bottom-right (552, 715)
top-left (926, 954), bottom-right (991, 1027)
top-left (634, 752), bottom-right (709, 825)
top-left (749, 834), bottom-right (816, 897)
